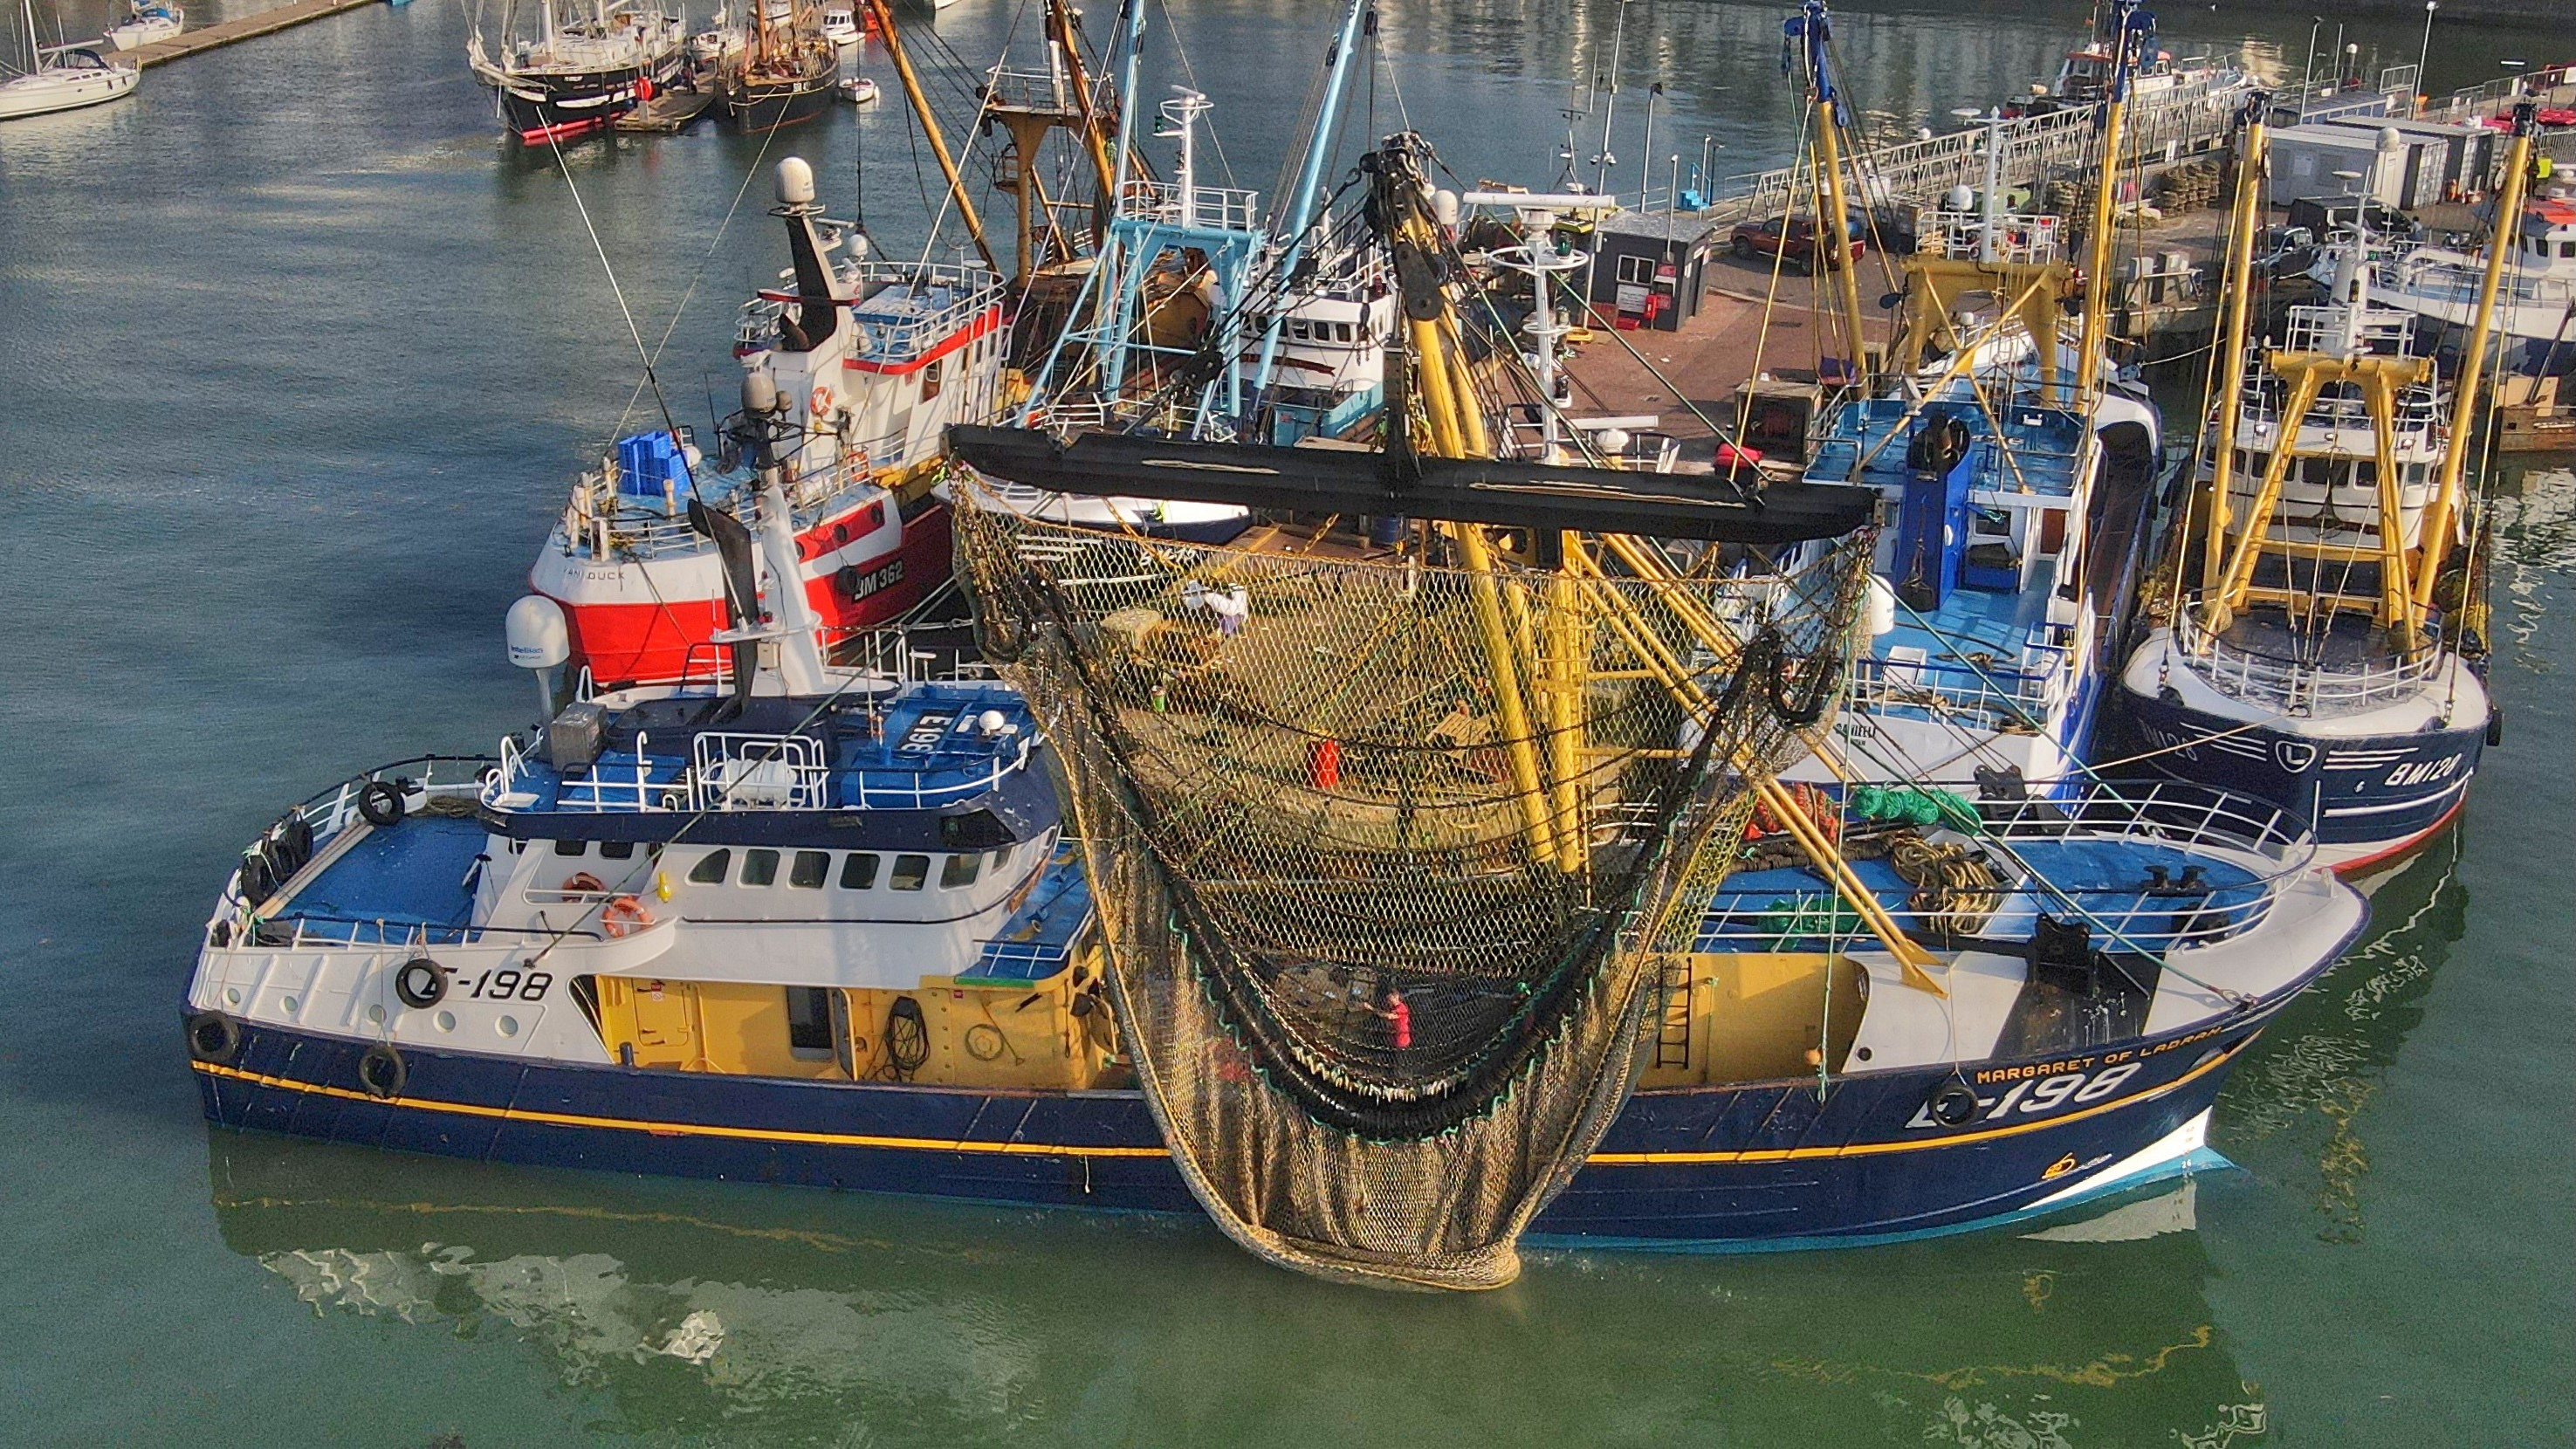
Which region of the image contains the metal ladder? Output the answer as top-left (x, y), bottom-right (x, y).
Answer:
top-left (1652, 956), bottom-right (1694, 1070)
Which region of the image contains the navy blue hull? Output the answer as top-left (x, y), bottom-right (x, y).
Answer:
top-left (2120, 690), bottom-right (2480, 864)
top-left (193, 993), bottom-right (2302, 1249)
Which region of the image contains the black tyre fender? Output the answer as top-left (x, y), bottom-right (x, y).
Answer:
top-left (357, 1042), bottom-right (407, 1100)
top-left (2485, 706), bottom-right (2504, 749)
top-left (358, 779), bottom-right (406, 828)
top-left (393, 958), bottom-right (448, 1010)
top-left (186, 1011), bottom-right (243, 1066)
top-left (237, 848), bottom-right (277, 905)
top-left (1927, 1078), bottom-right (1982, 1130)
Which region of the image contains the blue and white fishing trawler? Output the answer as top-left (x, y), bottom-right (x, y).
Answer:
top-left (2113, 102), bottom-right (2532, 874)
top-left (183, 131), bottom-right (2371, 1290)
top-left (2119, 236), bottom-right (2497, 873)
top-left (1774, 0), bottom-right (2164, 804)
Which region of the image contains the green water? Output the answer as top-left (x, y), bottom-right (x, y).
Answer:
top-left (2, 1), bottom-right (2569, 1443)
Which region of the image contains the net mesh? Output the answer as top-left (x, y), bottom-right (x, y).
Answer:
top-left (955, 480), bottom-right (1874, 1288)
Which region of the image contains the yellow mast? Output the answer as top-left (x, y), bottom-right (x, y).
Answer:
top-left (2200, 109), bottom-right (2268, 592)
top-left (2074, 0), bottom-right (2147, 404)
top-left (1813, 101), bottom-right (1872, 392)
top-left (1787, 3), bottom-right (1870, 392)
top-left (862, 0), bottom-right (1000, 276)
top-left (2415, 106), bottom-right (2538, 609)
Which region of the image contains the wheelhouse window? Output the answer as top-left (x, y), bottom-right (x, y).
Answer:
top-left (921, 358), bottom-right (944, 401)
top-left (688, 849), bottom-right (732, 884)
top-left (741, 848), bottom-right (780, 887)
top-left (553, 839), bottom-right (587, 856)
top-left (785, 985), bottom-right (835, 1058)
top-left (789, 850), bottom-right (830, 889)
top-left (600, 841), bottom-right (636, 860)
top-left (838, 853), bottom-right (880, 889)
top-left (940, 852), bottom-right (981, 889)
top-left (890, 854), bottom-right (931, 891)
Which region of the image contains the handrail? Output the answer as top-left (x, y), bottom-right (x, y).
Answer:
top-left (2173, 605), bottom-right (2441, 716)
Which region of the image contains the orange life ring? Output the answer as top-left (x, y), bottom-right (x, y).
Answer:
top-left (602, 895), bottom-right (655, 938)
top-left (809, 385), bottom-right (834, 418)
top-left (563, 871), bottom-right (608, 896)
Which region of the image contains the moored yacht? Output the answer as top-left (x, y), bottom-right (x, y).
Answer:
top-left (468, 0), bottom-right (688, 145)
top-left (100, 0), bottom-right (181, 50)
top-left (1, 0), bottom-right (138, 121)
top-left (723, 0), bottom-right (835, 132)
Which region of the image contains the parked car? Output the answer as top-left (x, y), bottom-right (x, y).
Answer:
top-left (1728, 214), bottom-right (1868, 273)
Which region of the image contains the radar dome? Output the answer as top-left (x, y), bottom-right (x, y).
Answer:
top-left (505, 594), bottom-right (571, 670)
top-left (776, 156), bottom-right (816, 206)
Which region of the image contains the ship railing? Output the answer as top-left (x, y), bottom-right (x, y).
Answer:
top-left (1116, 177), bottom-right (1264, 233)
top-left (2235, 371), bottom-right (2445, 436)
top-left (556, 736), bottom-right (680, 813)
top-left (737, 262), bottom-right (1003, 361)
top-left (972, 934), bottom-right (1082, 979)
top-left (1021, 394), bottom-right (1237, 442)
top-left (982, 62), bottom-right (1074, 113)
top-left (2173, 607), bottom-right (2442, 716)
top-left (691, 732), bottom-right (830, 811)
top-left (1915, 210), bottom-right (2064, 263)
top-left (845, 733), bottom-right (1036, 811)
top-left (216, 912), bottom-right (618, 954)
top-left (210, 757), bottom-right (500, 938)
top-left (1845, 641), bottom-right (2064, 729)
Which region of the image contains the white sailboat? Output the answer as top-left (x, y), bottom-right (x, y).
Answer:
top-left (100, 0), bottom-right (181, 49)
top-left (0, 0), bottom-right (140, 120)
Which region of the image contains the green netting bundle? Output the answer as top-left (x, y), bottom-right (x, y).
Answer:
top-left (1849, 783), bottom-right (1982, 833)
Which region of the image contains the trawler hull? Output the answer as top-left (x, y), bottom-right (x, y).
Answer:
top-left (187, 985), bottom-right (2324, 1250)
top-left (727, 67), bottom-right (835, 132)
top-left (534, 496), bottom-right (951, 687)
top-left (491, 56), bottom-right (686, 144)
top-left (2119, 690), bottom-right (2483, 874)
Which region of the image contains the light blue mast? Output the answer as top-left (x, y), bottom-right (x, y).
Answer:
top-left (1014, 0), bottom-right (1272, 436)
top-left (1245, 0), bottom-right (1371, 416)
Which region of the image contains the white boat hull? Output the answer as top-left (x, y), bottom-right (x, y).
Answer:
top-left (0, 62), bottom-right (139, 120)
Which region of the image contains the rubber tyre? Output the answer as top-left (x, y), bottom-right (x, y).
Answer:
top-left (394, 958), bottom-right (447, 1010)
top-left (1927, 1079), bottom-right (1982, 1130)
top-left (1732, 235), bottom-right (1756, 259)
top-left (358, 1042), bottom-right (407, 1100)
top-left (187, 1011), bottom-right (243, 1066)
top-left (358, 779), bottom-right (405, 828)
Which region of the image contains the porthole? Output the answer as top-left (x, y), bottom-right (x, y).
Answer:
top-left (366, 1004), bottom-right (385, 1025)
top-left (434, 1010), bottom-right (457, 1034)
top-left (223, 987), bottom-right (242, 1006)
top-left (280, 995), bottom-right (299, 1013)
top-left (497, 1015), bottom-right (521, 1039)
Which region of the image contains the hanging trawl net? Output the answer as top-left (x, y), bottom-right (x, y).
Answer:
top-left (954, 478), bottom-right (1873, 1288)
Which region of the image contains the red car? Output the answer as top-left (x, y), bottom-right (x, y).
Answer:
top-left (1728, 215), bottom-right (1869, 273)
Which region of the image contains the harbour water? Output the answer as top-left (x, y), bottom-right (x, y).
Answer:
top-left (2, 0), bottom-right (2569, 1442)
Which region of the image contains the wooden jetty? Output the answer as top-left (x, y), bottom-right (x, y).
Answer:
top-left (615, 86), bottom-right (718, 134)
top-left (123, 0), bottom-right (379, 68)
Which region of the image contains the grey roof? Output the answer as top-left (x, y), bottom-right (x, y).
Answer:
top-left (1595, 208), bottom-right (1725, 244)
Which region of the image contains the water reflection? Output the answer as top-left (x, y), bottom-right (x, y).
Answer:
top-left (210, 1133), bottom-right (2279, 1446)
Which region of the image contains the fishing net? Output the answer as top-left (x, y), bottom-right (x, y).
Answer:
top-left (954, 479), bottom-right (1873, 1288)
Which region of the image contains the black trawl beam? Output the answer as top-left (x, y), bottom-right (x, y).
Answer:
top-left (946, 426), bottom-right (1878, 546)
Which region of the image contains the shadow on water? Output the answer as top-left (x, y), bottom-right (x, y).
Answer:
top-left (206, 1130), bottom-right (2274, 1449)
